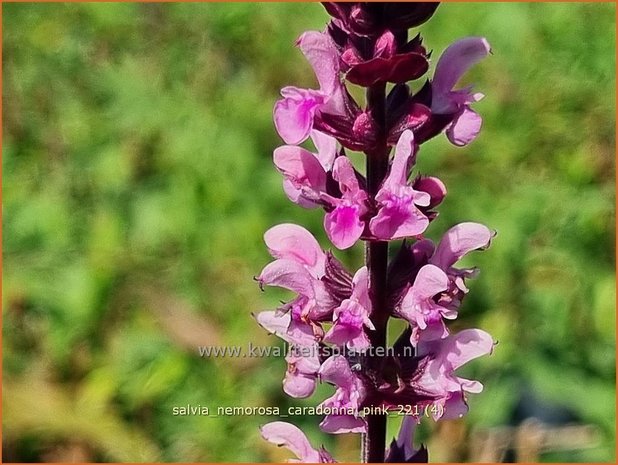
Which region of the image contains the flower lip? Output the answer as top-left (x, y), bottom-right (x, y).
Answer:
top-left (260, 421), bottom-right (324, 463)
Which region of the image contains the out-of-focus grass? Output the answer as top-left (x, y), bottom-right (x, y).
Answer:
top-left (2, 2), bottom-right (615, 462)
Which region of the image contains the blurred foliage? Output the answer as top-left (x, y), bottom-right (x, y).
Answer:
top-left (2, 2), bottom-right (615, 463)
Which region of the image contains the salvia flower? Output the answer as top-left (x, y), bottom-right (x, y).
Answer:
top-left (431, 37), bottom-right (492, 146)
top-left (369, 130), bottom-right (438, 240)
top-left (323, 156), bottom-right (369, 249)
top-left (324, 266), bottom-right (374, 349)
top-left (274, 31), bottom-right (349, 145)
top-left (429, 221), bottom-right (494, 306)
top-left (273, 138), bottom-right (370, 250)
top-left (284, 343), bottom-right (321, 398)
top-left (416, 329), bottom-right (495, 420)
top-left (256, 224), bottom-right (335, 345)
top-left (388, 221), bottom-right (494, 317)
top-left (396, 263), bottom-right (456, 346)
top-left (258, 4), bottom-right (495, 463)
top-left (318, 355), bottom-right (367, 434)
top-left (274, 131), bottom-right (336, 208)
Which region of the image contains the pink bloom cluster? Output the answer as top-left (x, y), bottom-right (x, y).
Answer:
top-left (256, 3), bottom-right (495, 463)
top-left (272, 34), bottom-right (490, 251)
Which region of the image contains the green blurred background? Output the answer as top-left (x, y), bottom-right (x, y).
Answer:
top-left (2, 2), bottom-right (616, 463)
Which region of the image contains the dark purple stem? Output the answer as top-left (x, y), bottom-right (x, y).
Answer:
top-left (364, 81), bottom-right (389, 463)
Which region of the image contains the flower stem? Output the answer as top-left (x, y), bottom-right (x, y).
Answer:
top-left (364, 82), bottom-right (389, 463)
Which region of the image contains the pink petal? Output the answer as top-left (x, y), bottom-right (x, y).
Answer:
top-left (255, 310), bottom-right (317, 346)
top-left (323, 320), bottom-right (363, 348)
top-left (320, 84), bottom-right (347, 117)
top-left (446, 106), bottom-right (482, 146)
top-left (441, 328), bottom-right (494, 370)
top-left (412, 318), bottom-right (449, 346)
top-left (298, 31), bottom-right (340, 96)
top-left (324, 205), bottom-right (364, 250)
top-left (374, 30), bottom-right (397, 59)
top-left (273, 145), bottom-right (327, 193)
top-left (369, 204), bottom-right (429, 240)
top-left (307, 280), bottom-right (338, 319)
top-left (283, 344), bottom-right (320, 398)
top-left (412, 188), bottom-right (431, 208)
top-left (264, 224), bottom-right (325, 277)
top-left (284, 371), bottom-right (318, 399)
top-left (320, 415), bottom-right (366, 434)
top-left (370, 132), bottom-right (431, 240)
top-left (350, 266), bottom-right (370, 310)
top-left (310, 130), bottom-right (337, 171)
top-left (415, 364), bottom-right (447, 397)
top-left (459, 377), bottom-right (484, 394)
top-left (412, 265), bottom-right (449, 302)
top-left (383, 130), bottom-right (415, 189)
top-left (440, 391), bottom-right (470, 420)
top-left (318, 354), bottom-right (355, 388)
top-left (259, 259), bottom-right (315, 296)
top-left (255, 310), bottom-right (290, 337)
top-left (282, 179), bottom-right (319, 209)
top-left (287, 317), bottom-right (321, 345)
top-left (323, 268), bottom-right (372, 349)
top-left (433, 37), bottom-right (491, 99)
top-left (347, 332), bottom-right (372, 350)
top-left (324, 301), bottom-right (371, 349)
top-left (260, 421), bottom-right (321, 463)
top-left (431, 222), bottom-right (493, 270)
top-left (274, 87), bottom-right (324, 145)
top-left (332, 156), bottom-right (361, 195)
top-left (288, 346), bottom-right (321, 374)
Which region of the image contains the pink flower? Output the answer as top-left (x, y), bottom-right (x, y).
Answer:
top-left (431, 37), bottom-right (491, 146)
top-left (396, 264), bottom-right (456, 346)
top-left (284, 343), bottom-right (321, 398)
top-left (395, 222), bottom-right (493, 345)
top-left (324, 266), bottom-right (374, 350)
top-left (260, 421), bottom-right (335, 463)
top-left (256, 224), bottom-right (335, 345)
top-left (274, 32), bottom-right (346, 145)
top-left (416, 329), bottom-right (495, 420)
top-left (430, 222), bottom-right (494, 307)
top-left (274, 138), bottom-right (368, 250)
top-left (322, 156), bottom-right (369, 249)
top-left (318, 355), bottom-right (367, 434)
top-left (369, 130), bottom-right (432, 240)
top-left (274, 131), bottom-right (337, 208)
